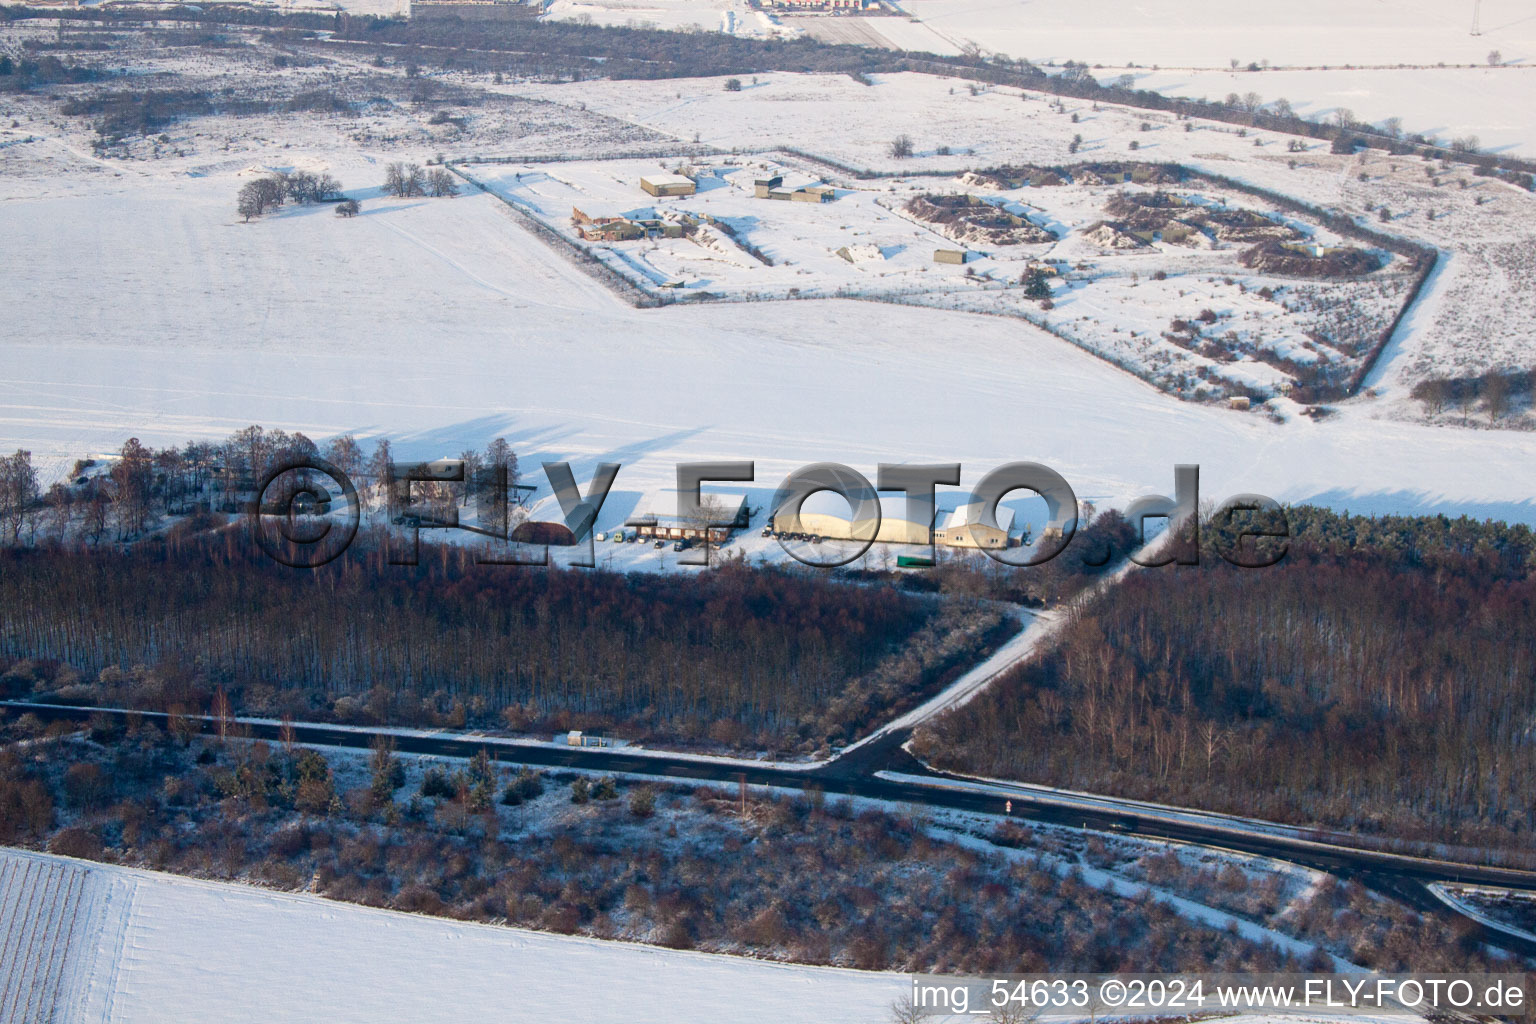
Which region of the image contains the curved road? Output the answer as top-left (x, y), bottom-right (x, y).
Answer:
top-left (7, 699), bottom-right (1536, 957)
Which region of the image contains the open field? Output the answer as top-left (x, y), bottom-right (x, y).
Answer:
top-left (541, 0), bottom-right (1536, 155)
top-left (3, 156), bottom-right (1536, 529)
top-left (3, 31), bottom-right (1536, 524)
top-left (1102, 65), bottom-right (1536, 158)
top-left (894, 0), bottom-right (1536, 68)
top-left (0, 846), bottom-right (910, 1024)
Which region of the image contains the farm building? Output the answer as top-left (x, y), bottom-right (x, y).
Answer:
top-left (753, 174), bottom-right (784, 198)
top-left (625, 491), bottom-right (751, 543)
top-left (934, 249), bottom-right (971, 265)
top-left (934, 503), bottom-right (1014, 550)
top-left (571, 205), bottom-right (689, 241)
top-left (640, 173), bottom-right (697, 198)
top-left (754, 173), bottom-right (835, 203)
top-left (790, 185), bottom-right (836, 203)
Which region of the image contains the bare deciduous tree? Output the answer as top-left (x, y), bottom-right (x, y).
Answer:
top-left (889, 994), bottom-right (935, 1024)
top-left (427, 168), bottom-right (457, 198)
top-left (384, 162), bottom-right (426, 198)
top-left (1483, 371), bottom-right (1511, 425)
top-left (0, 449), bottom-right (38, 543)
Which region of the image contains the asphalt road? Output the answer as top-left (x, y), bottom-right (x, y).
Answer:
top-left (8, 700), bottom-right (1536, 956)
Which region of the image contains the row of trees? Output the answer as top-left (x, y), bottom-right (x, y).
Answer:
top-left (3, 426), bottom-right (525, 546)
top-left (1411, 367), bottom-right (1532, 426)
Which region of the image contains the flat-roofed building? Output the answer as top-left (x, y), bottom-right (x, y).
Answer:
top-left (640, 173), bottom-right (697, 197)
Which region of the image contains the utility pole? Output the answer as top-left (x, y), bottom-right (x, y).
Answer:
top-left (1471, 0), bottom-right (1482, 36)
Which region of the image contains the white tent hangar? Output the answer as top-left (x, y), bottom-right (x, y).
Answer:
top-left (772, 497), bottom-right (1014, 548)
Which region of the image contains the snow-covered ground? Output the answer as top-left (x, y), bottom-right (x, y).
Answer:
top-left (893, 0), bottom-right (1535, 68)
top-left (4, 151), bottom-right (1536, 529)
top-left (1102, 65), bottom-right (1536, 158)
top-left (534, 0), bottom-right (1536, 157)
top-left (470, 151), bottom-right (1406, 404)
top-left (0, 847), bottom-right (909, 1024)
top-left (515, 71), bottom-right (1536, 392)
top-left (545, 0), bottom-right (776, 37)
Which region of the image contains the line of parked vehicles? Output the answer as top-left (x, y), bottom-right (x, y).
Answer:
top-left (594, 529), bottom-right (693, 552)
top-left (760, 526), bottom-right (823, 544)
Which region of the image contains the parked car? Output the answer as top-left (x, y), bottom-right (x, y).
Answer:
top-left (612, 530), bottom-right (626, 543)
top-left (594, 532), bottom-right (607, 542)
top-left (672, 539), bottom-right (691, 551)
top-left (653, 539), bottom-right (665, 549)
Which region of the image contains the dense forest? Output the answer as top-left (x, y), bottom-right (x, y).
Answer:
top-left (915, 508), bottom-right (1536, 851)
top-left (0, 531), bottom-right (1009, 753)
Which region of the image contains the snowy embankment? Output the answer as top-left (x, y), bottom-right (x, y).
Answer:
top-left (0, 847), bottom-right (908, 1024)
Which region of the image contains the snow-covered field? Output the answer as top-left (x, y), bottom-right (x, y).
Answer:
top-left (2, 107), bottom-right (1535, 531)
top-left (4, 173), bottom-right (1536, 529)
top-left (546, 0), bottom-right (1536, 156)
top-left (1101, 65), bottom-right (1536, 158)
top-left (893, 0), bottom-right (1536, 68)
top-left (0, 32), bottom-right (1531, 520)
top-left (0, 847), bottom-right (909, 1024)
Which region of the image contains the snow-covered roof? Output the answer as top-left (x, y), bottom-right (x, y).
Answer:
top-left (942, 502), bottom-right (1014, 532)
top-left (640, 173), bottom-right (695, 188)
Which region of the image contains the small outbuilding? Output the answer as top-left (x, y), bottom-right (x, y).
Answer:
top-left (934, 249), bottom-right (971, 265)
